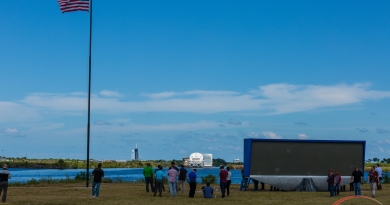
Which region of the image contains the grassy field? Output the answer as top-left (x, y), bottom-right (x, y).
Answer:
top-left (4, 182), bottom-right (389, 205)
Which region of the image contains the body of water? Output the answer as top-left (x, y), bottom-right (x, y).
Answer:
top-left (8, 168), bottom-right (388, 185)
top-left (8, 167), bottom-right (244, 184)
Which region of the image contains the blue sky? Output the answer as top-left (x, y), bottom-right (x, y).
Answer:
top-left (1, 0), bottom-right (390, 161)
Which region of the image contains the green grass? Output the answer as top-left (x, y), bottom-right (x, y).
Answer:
top-left (5, 182), bottom-right (390, 204)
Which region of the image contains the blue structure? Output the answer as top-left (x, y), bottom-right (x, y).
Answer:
top-left (244, 139), bottom-right (365, 191)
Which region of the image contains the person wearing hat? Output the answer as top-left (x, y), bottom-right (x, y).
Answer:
top-left (350, 166), bottom-right (364, 196)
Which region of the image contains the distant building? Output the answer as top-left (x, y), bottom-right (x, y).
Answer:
top-left (134, 144), bottom-right (139, 160)
top-left (131, 150), bottom-right (135, 160)
top-left (187, 152), bottom-right (213, 168)
top-left (233, 159), bottom-right (241, 163)
top-left (182, 157), bottom-right (190, 167)
top-left (203, 154), bottom-right (213, 168)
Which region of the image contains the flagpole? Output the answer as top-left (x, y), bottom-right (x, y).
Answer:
top-left (86, 0), bottom-right (93, 188)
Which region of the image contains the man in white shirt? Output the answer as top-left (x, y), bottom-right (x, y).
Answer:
top-left (375, 163), bottom-right (383, 190)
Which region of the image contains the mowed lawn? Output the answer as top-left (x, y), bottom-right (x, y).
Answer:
top-left (5, 183), bottom-right (390, 205)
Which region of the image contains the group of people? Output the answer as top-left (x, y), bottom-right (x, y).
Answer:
top-left (327, 163), bottom-right (384, 198)
top-left (0, 162), bottom-right (386, 203)
top-left (143, 163), bottom-right (234, 198)
top-left (326, 169), bottom-right (342, 197)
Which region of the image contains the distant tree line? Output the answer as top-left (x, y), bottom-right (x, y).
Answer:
top-left (366, 158), bottom-right (390, 164)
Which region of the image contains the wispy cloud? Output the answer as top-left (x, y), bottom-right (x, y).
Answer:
top-left (91, 121), bottom-right (221, 132)
top-left (297, 133), bottom-right (309, 139)
top-left (262, 131), bottom-right (283, 139)
top-left (2, 128), bottom-right (25, 137)
top-left (142, 90), bottom-right (240, 99)
top-left (238, 130), bottom-right (261, 138)
top-left (228, 118), bottom-right (241, 125)
top-left (356, 128), bottom-right (369, 133)
top-left (1, 83), bottom-right (389, 124)
top-left (100, 90), bottom-right (123, 98)
top-left (94, 120), bottom-right (111, 125)
top-left (2, 128), bottom-right (19, 133)
top-left (377, 127), bottom-right (389, 134)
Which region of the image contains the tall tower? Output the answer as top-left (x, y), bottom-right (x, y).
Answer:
top-left (134, 144), bottom-right (139, 160)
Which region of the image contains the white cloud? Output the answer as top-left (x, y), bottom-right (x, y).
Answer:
top-left (262, 131), bottom-right (283, 139)
top-left (238, 131), bottom-right (261, 138)
top-left (0, 83), bottom-right (388, 122)
top-left (142, 90), bottom-right (239, 99)
top-left (100, 90), bottom-right (123, 98)
top-left (0, 101), bottom-right (40, 123)
top-left (91, 121), bottom-right (221, 132)
top-left (3, 128), bottom-right (19, 133)
top-left (253, 83), bottom-right (390, 114)
top-left (297, 133), bottom-right (309, 139)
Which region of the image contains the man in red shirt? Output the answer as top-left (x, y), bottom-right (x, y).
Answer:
top-left (218, 166), bottom-right (228, 198)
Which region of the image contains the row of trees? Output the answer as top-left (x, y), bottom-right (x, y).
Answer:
top-left (366, 158), bottom-right (390, 164)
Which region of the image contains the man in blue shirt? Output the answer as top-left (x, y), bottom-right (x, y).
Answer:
top-left (154, 165), bottom-right (165, 197)
top-left (188, 169), bottom-right (197, 198)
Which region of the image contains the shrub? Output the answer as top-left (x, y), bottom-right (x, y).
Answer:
top-left (201, 174), bottom-right (216, 184)
top-left (27, 178), bottom-right (39, 185)
top-left (74, 171), bottom-right (87, 181)
top-left (383, 173), bottom-right (390, 184)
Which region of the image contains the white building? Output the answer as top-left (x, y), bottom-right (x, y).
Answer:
top-left (233, 159), bottom-right (241, 163)
top-left (202, 153), bottom-right (213, 168)
top-left (188, 152), bottom-right (213, 168)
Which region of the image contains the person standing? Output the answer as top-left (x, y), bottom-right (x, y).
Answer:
top-left (226, 167), bottom-right (232, 196)
top-left (240, 167), bottom-right (248, 191)
top-left (154, 166), bottom-right (165, 192)
top-left (178, 165), bottom-right (188, 193)
top-left (218, 166), bottom-right (228, 198)
top-left (368, 166), bottom-right (379, 198)
top-left (375, 163), bottom-right (383, 190)
top-left (327, 169), bottom-right (336, 197)
top-left (335, 170), bottom-right (341, 196)
top-left (253, 179), bottom-right (259, 191)
top-left (168, 162), bottom-right (179, 193)
top-left (143, 163), bottom-right (154, 192)
top-left (350, 166), bottom-right (364, 196)
top-left (188, 169), bottom-right (197, 198)
top-left (0, 164), bottom-right (11, 203)
top-left (168, 164), bottom-right (178, 197)
top-left (91, 163), bottom-right (104, 198)
top-left (154, 165), bottom-right (165, 197)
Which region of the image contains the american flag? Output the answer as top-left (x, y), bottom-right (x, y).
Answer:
top-left (57, 0), bottom-right (89, 13)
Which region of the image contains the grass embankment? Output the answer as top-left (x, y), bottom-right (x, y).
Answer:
top-left (6, 182), bottom-right (390, 205)
top-left (365, 163), bottom-right (390, 172)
